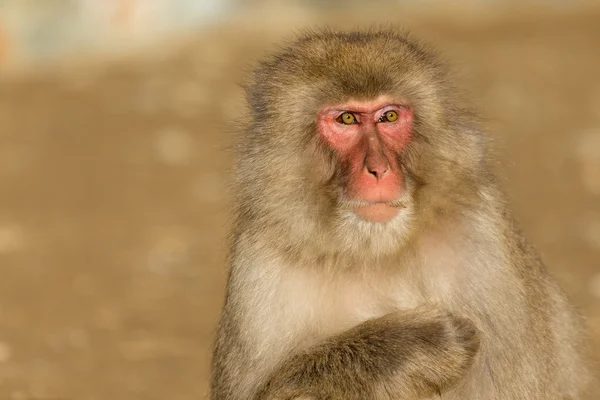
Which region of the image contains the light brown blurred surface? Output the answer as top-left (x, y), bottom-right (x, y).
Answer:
top-left (0, 5), bottom-right (599, 400)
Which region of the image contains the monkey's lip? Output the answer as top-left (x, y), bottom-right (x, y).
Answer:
top-left (340, 198), bottom-right (406, 223)
top-left (341, 198), bottom-right (407, 209)
top-left (353, 203), bottom-right (400, 223)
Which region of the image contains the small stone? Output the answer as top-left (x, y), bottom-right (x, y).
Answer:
top-left (147, 229), bottom-right (189, 274)
top-left (588, 273), bottom-right (600, 299)
top-left (574, 129), bottom-right (600, 195)
top-left (589, 85), bottom-right (600, 119)
top-left (0, 226), bottom-right (24, 253)
top-left (119, 338), bottom-right (162, 361)
top-left (154, 127), bottom-right (194, 165)
top-left (579, 215), bottom-right (600, 250)
top-left (68, 329), bottom-right (90, 348)
top-left (0, 341), bottom-right (11, 363)
top-left (93, 308), bottom-right (120, 331)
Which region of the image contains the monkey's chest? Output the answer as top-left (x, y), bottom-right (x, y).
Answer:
top-left (276, 269), bottom-right (424, 341)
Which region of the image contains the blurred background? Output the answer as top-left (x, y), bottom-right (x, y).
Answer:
top-left (0, 0), bottom-right (599, 399)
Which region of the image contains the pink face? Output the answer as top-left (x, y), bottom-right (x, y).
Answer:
top-left (317, 98), bottom-right (413, 223)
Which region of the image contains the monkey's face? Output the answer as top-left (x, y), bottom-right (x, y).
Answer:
top-left (317, 97), bottom-right (413, 224)
top-left (243, 29), bottom-right (483, 256)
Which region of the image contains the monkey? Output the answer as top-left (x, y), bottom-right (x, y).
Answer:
top-left (209, 28), bottom-right (590, 400)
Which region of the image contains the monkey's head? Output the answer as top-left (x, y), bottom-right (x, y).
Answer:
top-left (237, 28), bottom-right (489, 259)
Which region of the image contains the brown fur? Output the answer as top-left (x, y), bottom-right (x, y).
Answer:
top-left (210, 28), bottom-right (589, 400)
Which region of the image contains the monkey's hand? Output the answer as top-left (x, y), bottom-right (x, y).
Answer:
top-left (254, 307), bottom-right (480, 400)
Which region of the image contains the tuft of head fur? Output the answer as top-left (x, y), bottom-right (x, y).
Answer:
top-left (234, 27), bottom-right (495, 262)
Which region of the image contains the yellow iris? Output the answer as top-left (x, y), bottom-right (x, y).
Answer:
top-left (338, 112), bottom-right (356, 125)
top-left (383, 110), bottom-right (398, 122)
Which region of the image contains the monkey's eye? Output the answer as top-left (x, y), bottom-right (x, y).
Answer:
top-left (336, 112), bottom-right (357, 125)
top-left (379, 110), bottom-right (399, 123)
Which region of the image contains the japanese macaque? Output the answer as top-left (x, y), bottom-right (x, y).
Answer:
top-left (210, 28), bottom-right (589, 400)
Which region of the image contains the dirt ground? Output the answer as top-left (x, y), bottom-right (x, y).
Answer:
top-left (0, 4), bottom-right (599, 400)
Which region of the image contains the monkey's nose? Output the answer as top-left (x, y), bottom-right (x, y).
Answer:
top-left (366, 162), bottom-right (389, 181)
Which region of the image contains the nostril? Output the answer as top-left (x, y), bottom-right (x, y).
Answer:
top-left (366, 165), bottom-right (388, 180)
top-left (365, 152), bottom-right (389, 181)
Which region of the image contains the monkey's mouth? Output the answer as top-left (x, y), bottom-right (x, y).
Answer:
top-left (340, 193), bottom-right (409, 209)
top-left (340, 198), bottom-right (407, 223)
top-left (343, 199), bottom-right (407, 208)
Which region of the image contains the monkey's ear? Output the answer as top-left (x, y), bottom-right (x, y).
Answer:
top-left (244, 79), bottom-right (268, 118)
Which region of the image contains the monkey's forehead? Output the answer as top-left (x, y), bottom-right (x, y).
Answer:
top-left (267, 29), bottom-right (442, 75)
top-left (247, 29), bottom-right (447, 103)
top-left (241, 28), bottom-right (457, 129)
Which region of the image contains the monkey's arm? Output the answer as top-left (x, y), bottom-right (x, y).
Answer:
top-left (255, 308), bottom-right (480, 400)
